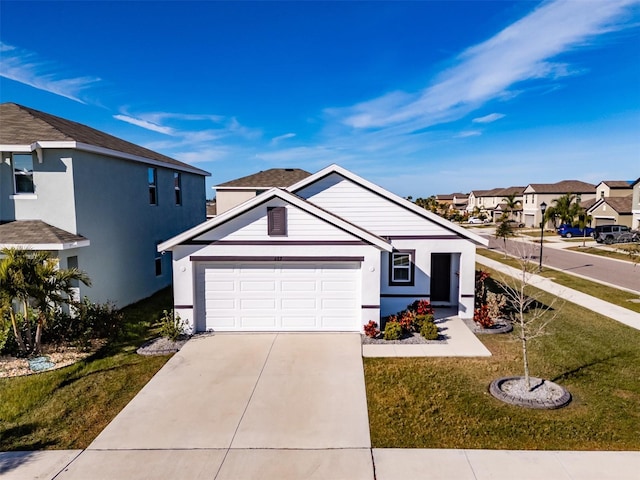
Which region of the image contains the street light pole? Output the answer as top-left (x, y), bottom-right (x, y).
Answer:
top-left (539, 201), bottom-right (547, 271)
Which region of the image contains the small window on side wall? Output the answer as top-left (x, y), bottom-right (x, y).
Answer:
top-left (174, 172), bottom-right (182, 205)
top-left (13, 153), bottom-right (35, 194)
top-left (267, 207), bottom-right (287, 236)
top-left (389, 250), bottom-right (415, 286)
top-left (148, 168), bottom-right (157, 205)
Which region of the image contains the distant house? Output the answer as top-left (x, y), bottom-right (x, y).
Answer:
top-left (435, 193), bottom-right (468, 214)
top-left (160, 164), bottom-right (488, 333)
top-left (631, 178), bottom-right (640, 230)
top-left (595, 180), bottom-right (633, 200)
top-left (522, 180), bottom-right (596, 228)
top-left (0, 102), bottom-right (210, 307)
top-left (466, 187), bottom-right (524, 221)
top-left (587, 195), bottom-right (633, 228)
top-left (214, 168), bottom-right (311, 214)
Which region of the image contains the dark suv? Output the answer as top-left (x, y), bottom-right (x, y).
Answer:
top-left (593, 225), bottom-right (635, 244)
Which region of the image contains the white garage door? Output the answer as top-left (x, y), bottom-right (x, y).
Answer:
top-left (198, 262), bottom-right (361, 332)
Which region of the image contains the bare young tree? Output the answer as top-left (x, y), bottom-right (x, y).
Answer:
top-left (497, 242), bottom-right (563, 391)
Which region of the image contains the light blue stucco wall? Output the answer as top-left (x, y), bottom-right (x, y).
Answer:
top-left (1, 148), bottom-right (206, 308)
top-left (71, 150), bottom-right (206, 306)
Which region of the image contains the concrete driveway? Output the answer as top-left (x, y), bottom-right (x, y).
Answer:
top-left (56, 333), bottom-right (373, 479)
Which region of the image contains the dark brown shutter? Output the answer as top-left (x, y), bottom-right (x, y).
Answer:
top-left (268, 207), bottom-right (287, 236)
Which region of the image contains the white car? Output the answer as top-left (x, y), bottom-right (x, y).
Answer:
top-left (468, 217), bottom-right (483, 224)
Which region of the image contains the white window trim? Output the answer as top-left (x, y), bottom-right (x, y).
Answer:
top-left (390, 251), bottom-right (414, 286)
top-left (9, 194), bottom-right (38, 200)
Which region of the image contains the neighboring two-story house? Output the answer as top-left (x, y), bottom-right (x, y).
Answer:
top-left (632, 178), bottom-right (640, 230)
top-left (522, 180), bottom-right (596, 228)
top-left (595, 180), bottom-right (633, 200)
top-left (0, 103), bottom-right (209, 307)
top-left (214, 168), bottom-right (311, 214)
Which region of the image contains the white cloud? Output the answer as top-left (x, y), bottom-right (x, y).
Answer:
top-left (113, 114), bottom-right (176, 135)
top-left (332, 0), bottom-right (638, 133)
top-left (472, 113), bottom-right (505, 124)
top-left (0, 41), bottom-right (101, 103)
top-left (270, 133), bottom-right (296, 145)
top-left (456, 130), bottom-right (482, 138)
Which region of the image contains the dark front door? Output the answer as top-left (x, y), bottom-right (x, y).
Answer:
top-left (430, 253), bottom-right (451, 302)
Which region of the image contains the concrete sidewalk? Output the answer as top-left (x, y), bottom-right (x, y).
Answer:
top-left (3, 448), bottom-right (639, 479)
top-left (477, 255), bottom-right (640, 331)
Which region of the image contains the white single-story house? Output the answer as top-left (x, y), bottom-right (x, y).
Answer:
top-left (159, 165), bottom-right (488, 333)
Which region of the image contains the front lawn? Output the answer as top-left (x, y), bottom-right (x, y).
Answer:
top-left (0, 289), bottom-right (173, 450)
top-left (364, 277), bottom-right (640, 450)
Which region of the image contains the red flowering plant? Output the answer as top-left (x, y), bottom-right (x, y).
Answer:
top-left (397, 310), bottom-right (416, 333)
top-left (410, 299), bottom-right (434, 316)
top-left (473, 304), bottom-right (494, 328)
top-left (363, 320), bottom-right (380, 338)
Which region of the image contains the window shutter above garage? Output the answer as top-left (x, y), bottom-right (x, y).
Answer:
top-left (268, 207), bottom-right (287, 236)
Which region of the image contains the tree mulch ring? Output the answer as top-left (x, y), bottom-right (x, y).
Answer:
top-left (464, 318), bottom-right (513, 334)
top-left (489, 376), bottom-right (571, 409)
top-left (136, 336), bottom-right (190, 356)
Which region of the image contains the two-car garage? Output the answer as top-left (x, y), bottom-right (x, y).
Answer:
top-left (196, 261), bottom-right (362, 332)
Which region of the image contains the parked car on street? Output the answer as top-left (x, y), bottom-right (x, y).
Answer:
top-left (468, 217), bottom-right (483, 224)
top-left (592, 224), bottom-right (637, 244)
top-left (504, 219), bottom-right (525, 228)
top-left (556, 224), bottom-right (595, 238)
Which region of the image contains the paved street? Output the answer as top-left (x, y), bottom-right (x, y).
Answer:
top-left (483, 235), bottom-right (640, 293)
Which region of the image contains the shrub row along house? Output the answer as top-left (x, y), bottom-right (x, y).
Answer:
top-left (0, 103), bottom-right (209, 307)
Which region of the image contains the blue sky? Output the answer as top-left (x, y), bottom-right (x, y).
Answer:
top-left (1, 0), bottom-right (639, 198)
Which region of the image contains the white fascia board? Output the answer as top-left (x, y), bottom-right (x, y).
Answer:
top-left (74, 143), bottom-right (210, 176)
top-left (1, 142), bottom-right (210, 176)
top-left (288, 164), bottom-right (489, 247)
top-left (0, 239), bottom-right (90, 251)
top-left (159, 187), bottom-right (392, 252)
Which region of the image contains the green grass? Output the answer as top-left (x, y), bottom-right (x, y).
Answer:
top-left (566, 246), bottom-right (636, 263)
top-left (0, 288), bottom-right (174, 450)
top-left (478, 249), bottom-right (640, 313)
top-left (365, 274), bottom-right (640, 450)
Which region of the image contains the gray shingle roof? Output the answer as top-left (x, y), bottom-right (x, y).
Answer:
top-left (596, 195), bottom-right (633, 214)
top-left (0, 103), bottom-right (209, 175)
top-left (0, 220), bottom-right (88, 246)
top-left (217, 168), bottom-right (311, 188)
top-left (600, 180), bottom-right (632, 189)
top-left (527, 180), bottom-right (596, 194)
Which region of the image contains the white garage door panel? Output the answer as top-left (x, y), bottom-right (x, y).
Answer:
top-left (200, 262), bottom-right (361, 331)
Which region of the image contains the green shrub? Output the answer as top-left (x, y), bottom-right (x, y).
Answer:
top-left (42, 299), bottom-right (123, 347)
top-left (0, 314), bottom-right (10, 353)
top-left (413, 314), bottom-right (434, 331)
top-left (158, 310), bottom-right (186, 341)
top-left (420, 319), bottom-right (439, 340)
top-left (384, 321), bottom-right (403, 340)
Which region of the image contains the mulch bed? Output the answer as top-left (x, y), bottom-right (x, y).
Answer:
top-left (0, 339), bottom-right (105, 379)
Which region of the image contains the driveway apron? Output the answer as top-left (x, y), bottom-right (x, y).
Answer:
top-left (58, 333), bottom-right (372, 479)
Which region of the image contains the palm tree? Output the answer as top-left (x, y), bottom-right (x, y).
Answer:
top-left (546, 193), bottom-right (582, 228)
top-left (0, 248), bottom-right (90, 354)
top-left (502, 193), bottom-right (521, 221)
top-left (576, 211), bottom-right (593, 248)
top-left (495, 216), bottom-right (515, 258)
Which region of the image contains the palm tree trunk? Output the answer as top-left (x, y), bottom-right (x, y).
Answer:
top-left (8, 309), bottom-right (27, 353)
top-left (22, 299), bottom-right (34, 353)
top-left (34, 313), bottom-right (45, 354)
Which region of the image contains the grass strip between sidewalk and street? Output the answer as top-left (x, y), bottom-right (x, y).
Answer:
top-left (0, 288), bottom-right (174, 451)
top-left (477, 248), bottom-right (640, 314)
top-left (365, 265), bottom-right (640, 450)
top-left (566, 246), bottom-right (637, 263)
